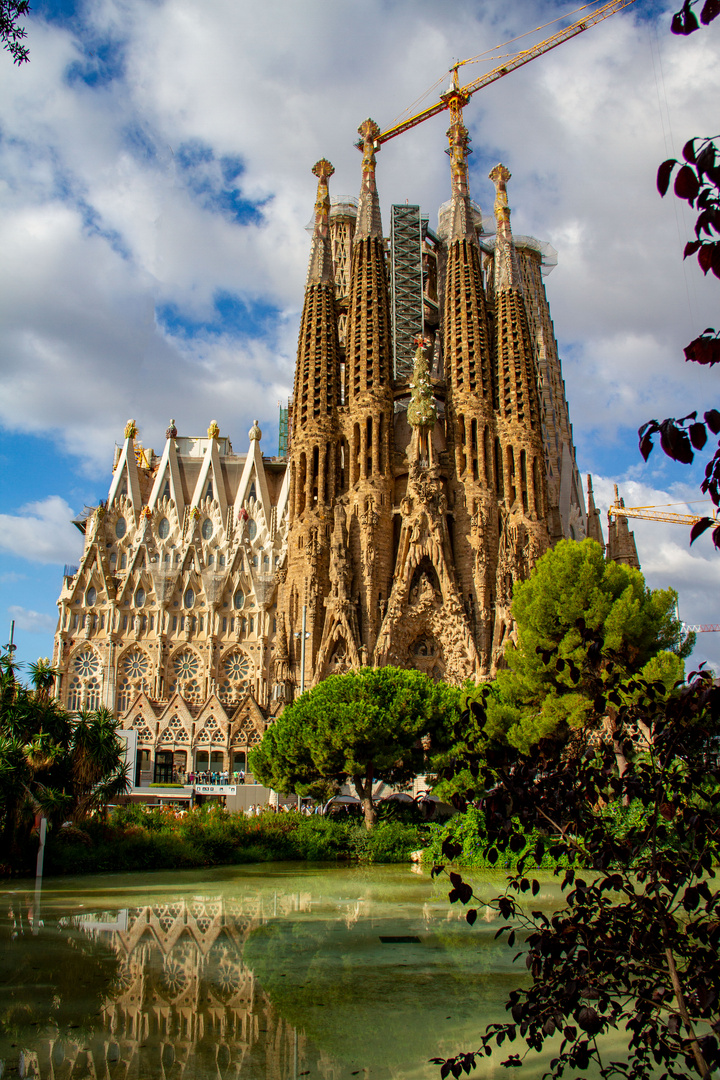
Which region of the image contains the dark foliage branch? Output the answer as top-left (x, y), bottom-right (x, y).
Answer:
top-left (1, 1), bottom-right (30, 64)
top-left (639, 135), bottom-right (720, 546)
top-left (671, 0), bottom-right (720, 36)
top-left (431, 625), bottom-right (720, 1080)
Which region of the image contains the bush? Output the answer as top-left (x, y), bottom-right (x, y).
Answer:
top-left (422, 806), bottom-right (569, 870)
top-left (41, 807), bottom-right (431, 875)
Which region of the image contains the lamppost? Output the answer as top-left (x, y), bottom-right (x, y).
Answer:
top-left (294, 605), bottom-right (310, 811)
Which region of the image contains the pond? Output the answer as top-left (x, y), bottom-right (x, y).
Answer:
top-left (0, 864), bottom-right (570, 1080)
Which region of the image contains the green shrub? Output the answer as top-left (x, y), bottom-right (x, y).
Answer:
top-left (422, 806), bottom-right (569, 870)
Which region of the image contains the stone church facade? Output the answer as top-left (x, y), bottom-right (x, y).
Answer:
top-left (52, 115), bottom-right (591, 780)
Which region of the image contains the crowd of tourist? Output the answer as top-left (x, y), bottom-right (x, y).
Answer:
top-left (187, 770), bottom-right (245, 785)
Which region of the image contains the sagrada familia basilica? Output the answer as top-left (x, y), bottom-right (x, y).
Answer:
top-left (51, 113), bottom-right (639, 781)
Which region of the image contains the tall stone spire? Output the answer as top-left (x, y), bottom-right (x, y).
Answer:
top-left (489, 163), bottom-right (550, 671)
top-left (586, 474), bottom-right (605, 546)
top-left (442, 112), bottom-right (496, 674)
top-left (306, 157), bottom-right (335, 285)
top-left (446, 118), bottom-right (479, 243)
top-left (283, 160), bottom-right (344, 694)
top-left (336, 118), bottom-right (395, 667)
top-left (292, 159), bottom-right (342, 442)
top-left (354, 118), bottom-right (383, 240)
top-left (489, 164), bottom-right (523, 290)
top-left (607, 485), bottom-right (640, 569)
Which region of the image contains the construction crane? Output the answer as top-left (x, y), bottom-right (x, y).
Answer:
top-left (607, 485), bottom-right (716, 528)
top-left (365, 0), bottom-right (638, 148)
top-left (608, 486), bottom-right (720, 633)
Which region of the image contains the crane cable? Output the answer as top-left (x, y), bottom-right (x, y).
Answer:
top-left (387, 0), bottom-right (610, 129)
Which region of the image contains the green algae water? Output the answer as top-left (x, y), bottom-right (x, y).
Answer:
top-left (0, 865), bottom-right (578, 1080)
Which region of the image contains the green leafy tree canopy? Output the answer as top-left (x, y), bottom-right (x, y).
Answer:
top-left (485, 539), bottom-right (693, 754)
top-left (250, 666), bottom-right (462, 829)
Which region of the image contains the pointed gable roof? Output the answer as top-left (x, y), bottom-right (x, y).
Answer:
top-left (148, 430), bottom-right (186, 518)
top-left (233, 422), bottom-right (271, 522)
top-left (108, 422), bottom-right (143, 511)
top-left (190, 426), bottom-right (228, 521)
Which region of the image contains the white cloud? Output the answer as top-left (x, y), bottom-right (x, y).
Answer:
top-left (589, 474), bottom-right (720, 673)
top-left (7, 605), bottom-right (57, 634)
top-left (0, 0), bottom-right (715, 472)
top-left (0, 497), bottom-right (83, 565)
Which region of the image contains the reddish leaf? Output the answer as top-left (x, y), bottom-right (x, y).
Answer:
top-left (657, 159), bottom-right (677, 197)
top-left (713, 245), bottom-right (720, 279)
top-left (689, 422), bottom-right (708, 449)
top-left (672, 0), bottom-right (700, 32)
top-left (684, 239), bottom-right (702, 258)
top-left (701, 0), bottom-right (720, 22)
top-left (697, 142), bottom-right (718, 179)
top-left (466, 908), bottom-right (478, 926)
top-left (699, 244), bottom-right (714, 274)
top-left (690, 517), bottom-right (714, 544)
top-left (704, 409), bottom-right (720, 433)
top-left (675, 164), bottom-right (700, 202)
top-left (685, 335), bottom-right (720, 365)
top-left (682, 138), bottom-right (697, 164)
top-left (713, 526), bottom-right (720, 550)
top-left (639, 432), bottom-right (655, 461)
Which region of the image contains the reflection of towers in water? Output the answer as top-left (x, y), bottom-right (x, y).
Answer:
top-left (38, 895), bottom-right (318, 1080)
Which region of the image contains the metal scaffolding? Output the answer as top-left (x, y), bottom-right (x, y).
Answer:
top-left (390, 204), bottom-right (424, 383)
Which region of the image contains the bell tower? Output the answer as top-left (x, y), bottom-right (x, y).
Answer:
top-left (488, 164), bottom-right (549, 667)
top-left (283, 159), bottom-right (343, 689)
top-left (339, 119), bottom-right (396, 661)
top-left (441, 113), bottom-right (498, 675)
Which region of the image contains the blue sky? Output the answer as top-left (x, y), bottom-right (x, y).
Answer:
top-left (1, 0), bottom-right (719, 672)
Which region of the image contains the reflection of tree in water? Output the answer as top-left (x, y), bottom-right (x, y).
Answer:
top-left (0, 894), bottom-right (120, 1068)
top-left (1, 881), bottom-right (525, 1080)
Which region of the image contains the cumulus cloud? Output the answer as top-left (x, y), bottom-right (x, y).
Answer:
top-left (0, 497), bottom-right (84, 565)
top-left (589, 474), bottom-right (720, 673)
top-left (1, 0), bottom-right (716, 471)
top-left (1, 0), bottom-right (719, 661)
top-left (7, 605), bottom-right (57, 634)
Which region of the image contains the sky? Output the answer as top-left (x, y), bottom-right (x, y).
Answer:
top-left (1, 0), bottom-right (719, 674)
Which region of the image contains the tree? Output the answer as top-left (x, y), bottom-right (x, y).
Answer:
top-left (249, 666), bottom-right (462, 829)
top-left (0, 649), bottom-right (130, 868)
top-left (1, 0), bottom-right (29, 64)
top-left (432, 637), bottom-right (720, 1080)
top-left (482, 539), bottom-right (691, 760)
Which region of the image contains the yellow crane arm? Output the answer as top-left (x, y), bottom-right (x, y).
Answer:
top-left (608, 507), bottom-right (705, 526)
top-left (375, 0), bottom-right (638, 146)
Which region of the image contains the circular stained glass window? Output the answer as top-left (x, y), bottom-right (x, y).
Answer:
top-left (73, 648), bottom-right (99, 678)
top-left (201, 518), bottom-right (213, 540)
top-left (247, 519), bottom-right (257, 541)
top-left (184, 589), bottom-right (195, 609)
top-left (233, 590), bottom-right (244, 611)
top-left (85, 586), bottom-right (97, 606)
top-left (158, 517), bottom-right (170, 539)
top-left (135, 588), bottom-right (145, 608)
top-left (173, 651), bottom-right (199, 678)
top-left (115, 517), bottom-right (127, 539)
top-left (123, 649), bottom-right (150, 678)
top-left (224, 653), bottom-right (251, 680)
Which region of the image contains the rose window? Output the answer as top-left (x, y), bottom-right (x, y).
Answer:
top-left (219, 651), bottom-right (252, 704)
top-left (174, 651), bottom-right (199, 679)
top-left (123, 650), bottom-right (150, 679)
top-left (224, 653), bottom-right (251, 680)
top-left (74, 649), bottom-right (99, 678)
